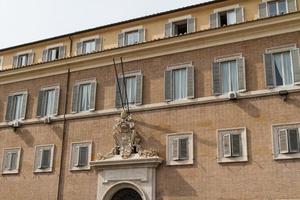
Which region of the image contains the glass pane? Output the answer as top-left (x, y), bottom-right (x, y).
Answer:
top-left (221, 62), bottom-right (230, 93)
top-left (173, 68), bottom-right (187, 100)
top-left (18, 55), bottom-right (28, 67)
top-left (274, 53), bottom-right (283, 86)
top-left (278, 0), bottom-right (287, 14)
top-left (10, 152), bottom-right (17, 170)
top-left (14, 95), bottom-right (24, 120)
top-left (79, 84), bottom-right (91, 111)
top-left (83, 40), bottom-right (96, 54)
top-left (268, 1), bottom-right (277, 16)
top-left (230, 60), bottom-right (238, 92)
top-left (45, 89), bottom-right (56, 116)
top-left (125, 31), bottom-right (139, 45)
top-left (125, 76), bottom-right (136, 104)
top-left (227, 10), bottom-right (236, 25)
top-left (283, 52), bottom-right (293, 85)
top-left (48, 48), bottom-right (59, 61)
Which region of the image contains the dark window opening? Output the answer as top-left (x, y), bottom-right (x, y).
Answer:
top-left (173, 20), bottom-right (187, 35)
top-left (219, 12), bottom-right (228, 26)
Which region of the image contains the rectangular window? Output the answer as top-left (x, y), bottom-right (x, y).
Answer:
top-left (34, 145), bottom-right (54, 173)
top-left (219, 10), bottom-right (236, 26)
top-left (2, 148), bottom-right (21, 174)
top-left (78, 83), bottom-right (92, 112)
top-left (5, 92), bottom-right (28, 122)
top-left (37, 86), bottom-right (60, 118)
top-left (17, 54), bottom-right (28, 67)
top-left (260, 0), bottom-right (297, 18)
top-left (273, 51), bottom-right (293, 86)
top-left (221, 60), bottom-right (238, 94)
top-left (82, 40), bottom-right (96, 54)
top-left (210, 7), bottom-right (243, 28)
top-left (47, 47), bottom-right (60, 61)
top-left (165, 18), bottom-right (195, 37)
top-left (70, 142), bottom-right (92, 171)
top-left (173, 68), bottom-right (187, 100)
top-left (125, 30), bottom-right (139, 45)
top-left (173, 20), bottom-right (188, 35)
top-left (72, 80), bottom-right (97, 113)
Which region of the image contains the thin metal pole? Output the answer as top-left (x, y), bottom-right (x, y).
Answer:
top-left (120, 57), bottom-right (130, 113)
top-left (113, 58), bottom-right (125, 110)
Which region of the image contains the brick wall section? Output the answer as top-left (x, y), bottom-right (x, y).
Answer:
top-left (0, 32), bottom-right (299, 199)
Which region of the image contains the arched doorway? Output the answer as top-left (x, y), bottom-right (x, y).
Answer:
top-left (111, 188), bottom-right (142, 200)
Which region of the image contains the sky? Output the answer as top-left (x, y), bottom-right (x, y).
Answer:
top-left (0, 0), bottom-right (211, 49)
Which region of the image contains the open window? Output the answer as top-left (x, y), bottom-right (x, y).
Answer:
top-left (210, 7), bottom-right (244, 28)
top-left (34, 145), bottom-right (55, 173)
top-left (70, 142), bottom-right (92, 171)
top-left (259, 0), bottom-right (297, 18)
top-left (165, 17), bottom-right (195, 37)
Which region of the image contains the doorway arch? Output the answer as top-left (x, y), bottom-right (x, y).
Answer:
top-left (103, 182), bottom-right (146, 200)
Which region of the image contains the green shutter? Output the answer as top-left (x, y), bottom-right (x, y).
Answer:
top-left (165, 22), bottom-right (172, 37)
top-left (264, 53), bottom-right (274, 88)
top-left (36, 90), bottom-right (45, 117)
top-left (259, 2), bottom-right (267, 18)
top-left (187, 18), bottom-right (196, 33)
top-left (164, 70), bottom-right (172, 101)
top-left (5, 95), bottom-right (14, 122)
top-left (210, 13), bottom-right (218, 28)
top-left (135, 74), bottom-right (143, 105)
top-left (237, 57), bottom-right (246, 91)
top-left (291, 49), bottom-right (300, 84)
top-left (71, 85), bottom-right (79, 113)
top-left (186, 66), bottom-right (195, 99)
top-left (212, 62), bottom-right (222, 95)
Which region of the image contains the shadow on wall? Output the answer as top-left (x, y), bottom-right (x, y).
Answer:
top-left (16, 128), bottom-right (34, 147)
top-left (286, 96), bottom-right (300, 108)
top-left (235, 100), bottom-right (261, 118)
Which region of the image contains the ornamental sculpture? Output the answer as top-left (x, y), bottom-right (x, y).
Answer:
top-left (97, 109), bottom-right (158, 160)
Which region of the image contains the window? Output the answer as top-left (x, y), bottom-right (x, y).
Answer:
top-left (48, 47), bottom-right (60, 61)
top-left (5, 91), bottom-right (28, 122)
top-left (272, 124), bottom-right (300, 160)
top-left (0, 56), bottom-right (3, 70)
top-left (165, 18), bottom-right (195, 37)
top-left (125, 30), bottom-right (139, 45)
top-left (2, 148), bottom-right (21, 174)
top-left (217, 128), bottom-right (248, 163)
top-left (76, 38), bottom-right (101, 55)
top-left (164, 65), bottom-right (194, 101)
top-left (259, 0), bottom-right (297, 18)
top-left (115, 72), bottom-right (143, 108)
top-left (212, 56), bottom-right (246, 95)
top-left (37, 86), bottom-right (60, 118)
top-left (219, 10), bottom-right (236, 26)
top-left (118, 28), bottom-right (145, 47)
top-left (264, 47), bottom-right (300, 88)
top-left (42, 46), bottom-right (65, 62)
top-left (82, 40), bottom-right (96, 54)
top-left (34, 145), bottom-right (54, 173)
top-left (72, 80), bottom-right (97, 113)
top-left (12, 53), bottom-right (34, 68)
top-left (166, 133), bottom-right (193, 165)
top-left (210, 7), bottom-right (243, 28)
top-left (70, 142), bottom-right (92, 171)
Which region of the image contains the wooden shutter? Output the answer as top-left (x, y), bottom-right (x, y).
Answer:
top-left (264, 53), bottom-right (275, 88)
top-left (287, 0), bottom-right (297, 13)
top-left (187, 18), bottom-right (196, 33)
top-left (237, 57), bottom-right (246, 91)
top-left (89, 81), bottom-right (97, 111)
top-left (231, 134), bottom-right (241, 157)
top-left (118, 33), bottom-right (125, 47)
top-left (164, 69), bottom-right (173, 101)
top-left (135, 74), bottom-right (143, 105)
top-left (186, 66), bottom-right (195, 99)
top-left (36, 90), bottom-right (45, 117)
top-left (210, 13), bottom-right (218, 28)
top-left (179, 138), bottom-right (189, 160)
top-left (235, 7), bottom-right (244, 23)
top-left (288, 129), bottom-right (299, 153)
top-left (95, 38), bottom-right (102, 51)
top-left (138, 29), bottom-right (145, 43)
top-left (58, 46), bottom-right (66, 59)
top-left (279, 129), bottom-right (289, 154)
top-left (223, 134), bottom-right (231, 158)
top-left (53, 87), bottom-right (60, 116)
top-left (171, 138), bottom-right (179, 161)
top-left (165, 22), bottom-right (172, 37)
top-left (41, 149), bottom-right (51, 169)
top-left (71, 85), bottom-right (79, 113)
top-left (42, 49), bottom-right (48, 62)
top-left (78, 146), bottom-right (88, 166)
top-left (291, 49), bottom-right (300, 84)
top-left (27, 53), bottom-right (34, 65)
top-left (212, 62), bottom-right (222, 95)
top-left (12, 56), bottom-right (18, 68)
top-left (76, 42), bottom-right (83, 55)
top-left (5, 95), bottom-right (14, 122)
top-left (20, 92), bottom-right (28, 120)
top-left (259, 2), bottom-right (267, 18)
top-left (115, 78), bottom-right (124, 108)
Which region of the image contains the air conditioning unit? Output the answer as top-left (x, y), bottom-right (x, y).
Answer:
top-left (11, 120), bottom-right (20, 128)
top-left (228, 91), bottom-right (238, 100)
top-left (43, 116), bottom-right (52, 124)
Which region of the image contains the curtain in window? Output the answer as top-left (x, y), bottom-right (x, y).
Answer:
top-left (173, 68), bottom-right (187, 100)
top-left (283, 52), bottom-right (293, 85)
top-left (221, 60), bottom-right (238, 93)
top-left (125, 31), bottom-right (139, 45)
top-left (274, 53), bottom-right (284, 86)
top-left (83, 41), bottom-right (96, 54)
top-left (268, 1), bottom-right (277, 16)
top-left (278, 0), bottom-right (287, 14)
top-left (14, 95), bottom-right (23, 120)
top-left (221, 62), bottom-right (230, 93)
top-left (227, 10), bottom-right (236, 25)
top-left (79, 84), bottom-right (91, 111)
top-left (125, 76), bottom-right (136, 104)
top-left (45, 89), bottom-right (56, 116)
top-left (230, 60), bottom-right (238, 92)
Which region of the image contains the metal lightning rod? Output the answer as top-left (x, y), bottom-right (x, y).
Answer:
top-left (120, 57), bottom-right (130, 114)
top-left (113, 58), bottom-right (125, 110)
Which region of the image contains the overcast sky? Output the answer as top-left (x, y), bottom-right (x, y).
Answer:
top-left (0, 0), bottom-right (210, 49)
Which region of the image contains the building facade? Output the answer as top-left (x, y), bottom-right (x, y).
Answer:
top-left (0, 0), bottom-right (300, 199)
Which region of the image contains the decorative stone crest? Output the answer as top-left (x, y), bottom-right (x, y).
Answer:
top-left (97, 109), bottom-right (158, 160)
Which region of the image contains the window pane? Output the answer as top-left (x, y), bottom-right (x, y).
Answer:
top-left (125, 76), bottom-right (136, 104)
top-left (79, 84), bottom-right (91, 111)
top-left (48, 48), bottom-right (59, 61)
top-left (14, 95), bottom-right (24, 120)
top-left (227, 10), bottom-right (236, 25)
top-left (283, 52), bottom-right (293, 85)
top-left (78, 146), bottom-right (88, 166)
top-left (278, 0), bottom-right (287, 14)
top-left (230, 60), bottom-right (238, 92)
top-left (274, 53), bottom-right (284, 86)
top-left (173, 68), bottom-right (187, 100)
top-left (288, 129), bottom-right (299, 153)
top-left (231, 134), bottom-right (241, 156)
top-left (83, 40), bottom-right (96, 54)
top-left (41, 149), bottom-right (51, 168)
top-left (221, 62), bottom-right (230, 93)
top-left (45, 89), bottom-right (56, 116)
top-left (10, 152), bottom-right (17, 170)
top-left (125, 31), bottom-right (139, 45)
top-left (268, 1), bottom-right (277, 16)
top-left (18, 55), bottom-right (28, 67)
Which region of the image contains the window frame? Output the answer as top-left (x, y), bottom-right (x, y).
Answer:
top-left (37, 85), bottom-right (60, 118)
top-left (47, 47), bottom-right (60, 61)
top-left (82, 39), bottom-right (96, 54)
top-left (6, 90), bottom-right (28, 122)
top-left (17, 53), bottom-right (29, 68)
top-left (118, 71), bottom-right (141, 106)
top-left (267, 0), bottom-right (288, 16)
top-left (166, 132), bottom-right (193, 166)
top-left (124, 30), bottom-right (140, 46)
top-left (69, 141), bottom-right (92, 171)
top-left (33, 144), bottom-right (55, 173)
top-left (217, 127), bottom-right (248, 163)
top-left (2, 147), bottom-right (21, 174)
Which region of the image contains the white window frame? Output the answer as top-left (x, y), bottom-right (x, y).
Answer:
top-left (166, 132), bottom-right (193, 166)
top-left (272, 123), bottom-right (300, 160)
top-left (70, 141), bottom-right (92, 171)
top-left (264, 0), bottom-right (289, 16)
top-left (33, 144), bottom-right (55, 173)
top-left (2, 147), bottom-right (21, 174)
top-left (38, 85), bottom-right (60, 118)
top-left (217, 127), bottom-right (248, 163)
top-left (118, 71), bottom-right (141, 106)
top-left (120, 26), bottom-right (144, 46)
top-left (6, 90), bottom-right (28, 122)
top-left (168, 15), bottom-right (192, 36)
top-left (72, 79), bottom-right (96, 113)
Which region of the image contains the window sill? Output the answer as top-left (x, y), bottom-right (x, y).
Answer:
top-left (34, 168), bottom-right (53, 173)
top-left (2, 170), bottom-right (19, 175)
top-left (166, 160), bottom-right (194, 166)
top-left (70, 166), bottom-right (91, 171)
top-left (217, 157), bottom-right (248, 163)
top-left (274, 153), bottom-right (300, 160)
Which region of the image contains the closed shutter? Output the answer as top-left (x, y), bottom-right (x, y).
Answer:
top-left (78, 146), bottom-right (88, 166)
top-left (42, 49), bottom-right (48, 62)
top-left (291, 49), bottom-right (300, 84)
top-left (212, 62), bottom-right (222, 95)
top-left (71, 85), bottom-right (79, 113)
top-left (288, 129), bottom-right (299, 153)
top-left (115, 78), bottom-right (124, 108)
top-left (264, 53), bottom-right (275, 88)
top-left (53, 87), bottom-right (60, 116)
top-left (231, 134), bottom-right (241, 157)
top-left (95, 38), bottom-right (102, 51)
top-left (164, 69), bottom-right (173, 101)
top-left (12, 56), bottom-right (18, 68)
top-left (171, 138), bottom-right (179, 161)
top-left (223, 134), bottom-right (231, 158)
top-left (186, 66), bottom-right (195, 99)
top-left (27, 53), bottom-right (34, 65)
top-left (5, 95), bottom-right (14, 122)
top-left (135, 74), bottom-right (143, 105)
top-left (89, 81), bottom-right (97, 111)
top-left (165, 22), bottom-right (173, 37)
top-left (20, 92), bottom-right (28, 120)
top-left (36, 90), bottom-right (45, 118)
top-left (279, 129), bottom-right (289, 154)
top-left (138, 29), bottom-right (145, 43)
top-left (259, 2), bottom-right (267, 18)
top-left (235, 7), bottom-right (244, 23)
top-left (237, 57), bottom-right (246, 91)
top-left (179, 138), bottom-right (189, 160)
top-left (76, 42), bottom-right (83, 55)
top-left (58, 46), bottom-right (66, 59)
top-left (41, 149), bottom-right (51, 169)
top-left (210, 13), bottom-right (218, 28)
top-left (287, 0), bottom-right (297, 13)
top-left (187, 18), bottom-right (196, 33)
top-left (118, 33), bottom-right (125, 47)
